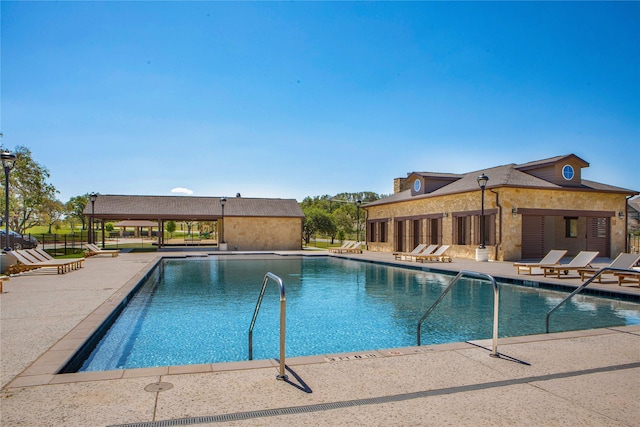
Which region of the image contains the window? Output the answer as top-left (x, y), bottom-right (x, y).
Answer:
top-left (565, 217), bottom-right (578, 238)
top-left (454, 216), bottom-right (471, 245)
top-left (367, 220), bottom-right (388, 243)
top-left (562, 164), bottom-right (575, 181)
top-left (473, 214), bottom-right (496, 246)
top-left (454, 213), bottom-right (495, 246)
top-left (428, 218), bottom-right (441, 245)
top-left (379, 221), bottom-right (387, 242)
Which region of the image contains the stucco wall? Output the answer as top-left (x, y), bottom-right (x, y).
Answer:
top-left (366, 188), bottom-right (628, 261)
top-left (224, 217), bottom-right (302, 251)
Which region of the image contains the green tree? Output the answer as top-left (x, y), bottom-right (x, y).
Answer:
top-left (302, 207), bottom-right (336, 244)
top-left (41, 198), bottom-right (65, 233)
top-left (166, 220), bottom-right (177, 238)
top-left (300, 192), bottom-right (381, 242)
top-left (66, 194), bottom-right (90, 230)
top-left (1, 145), bottom-right (58, 233)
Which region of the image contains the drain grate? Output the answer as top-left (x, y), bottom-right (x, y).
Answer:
top-left (110, 361), bottom-right (640, 427)
top-left (144, 382), bottom-right (174, 393)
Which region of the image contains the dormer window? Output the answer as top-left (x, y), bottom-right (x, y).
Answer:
top-left (413, 178), bottom-right (422, 192)
top-left (562, 164), bottom-right (575, 181)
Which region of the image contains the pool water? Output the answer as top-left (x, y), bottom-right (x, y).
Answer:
top-left (77, 257), bottom-right (640, 372)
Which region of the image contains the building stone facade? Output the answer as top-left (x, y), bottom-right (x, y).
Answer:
top-left (364, 155), bottom-right (637, 261)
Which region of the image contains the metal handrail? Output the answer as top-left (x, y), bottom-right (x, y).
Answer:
top-left (545, 267), bottom-right (637, 333)
top-left (417, 270), bottom-right (500, 357)
top-left (248, 272), bottom-right (288, 380)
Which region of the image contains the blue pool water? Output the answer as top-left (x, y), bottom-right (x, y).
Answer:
top-left (76, 256), bottom-right (640, 372)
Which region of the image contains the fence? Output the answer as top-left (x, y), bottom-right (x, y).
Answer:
top-left (32, 232), bottom-right (91, 255)
top-left (630, 232), bottom-right (640, 254)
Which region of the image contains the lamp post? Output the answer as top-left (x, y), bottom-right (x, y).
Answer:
top-left (1, 150), bottom-right (17, 252)
top-left (476, 173), bottom-right (489, 261)
top-left (220, 197), bottom-right (227, 249)
top-left (89, 193), bottom-right (97, 245)
top-left (356, 200), bottom-right (362, 241)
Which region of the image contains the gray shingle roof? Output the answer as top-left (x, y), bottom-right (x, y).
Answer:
top-left (83, 195), bottom-right (304, 220)
top-left (365, 158), bottom-right (637, 208)
top-left (515, 154), bottom-right (589, 170)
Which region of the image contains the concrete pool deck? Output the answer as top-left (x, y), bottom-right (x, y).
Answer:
top-left (1, 250), bottom-right (639, 426)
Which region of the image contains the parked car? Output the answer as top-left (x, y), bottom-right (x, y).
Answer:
top-left (0, 230), bottom-right (38, 250)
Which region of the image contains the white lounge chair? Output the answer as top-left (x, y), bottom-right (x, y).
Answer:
top-left (393, 244), bottom-right (428, 260)
top-left (8, 250), bottom-right (79, 274)
top-left (343, 242), bottom-right (363, 254)
top-left (27, 248), bottom-right (84, 270)
top-left (541, 251), bottom-right (599, 278)
top-left (85, 243), bottom-right (119, 257)
top-left (578, 253), bottom-right (640, 282)
top-left (513, 250), bottom-right (568, 275)
top-left (415, 245), bottom-right (451, 263)
top-left (329, 241), bottom-right (355, 253)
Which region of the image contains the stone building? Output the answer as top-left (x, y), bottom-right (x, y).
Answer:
top-left (363, 154), bottom-right (638, 261)
top-left (83, 194), bottom-right (304, 251)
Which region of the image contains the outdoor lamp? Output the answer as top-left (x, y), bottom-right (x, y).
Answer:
top-left (477, 173), bottom-right (489, 249)
top-left (89, 192), bottom-right (97, 244)
top-left (220, 197), bottom-right (227, 244)
top-left (1, 150), bottom-right (17, 252)
top-left (356, 200), bottom-right (362, 242)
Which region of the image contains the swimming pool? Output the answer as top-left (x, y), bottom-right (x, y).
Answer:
top-left (70, 256), bottom-right (640, 372)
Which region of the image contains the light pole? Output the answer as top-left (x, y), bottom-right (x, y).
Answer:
top-left (220, 197), bottom-right (227, 247)
top-left (356, 200), bottom-right (362, 241)
top-left (89, 193), bottom-right (97, 245)
top-left (476, 174), bottom-right (489, 260)
top-left (1, 150), bottom-right (17, 252)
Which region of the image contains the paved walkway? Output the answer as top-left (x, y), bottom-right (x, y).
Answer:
top-left (1, 250), bottom-right (639, 426)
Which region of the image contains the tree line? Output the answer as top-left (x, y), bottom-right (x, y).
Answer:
top-left (1, 145), bottom-right (386, 238)
top-left (300, 192), bottom-right (386, 244)
top-left (0, 145), bottom-right (92, 234)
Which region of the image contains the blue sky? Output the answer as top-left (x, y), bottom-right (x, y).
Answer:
top-left (2, 1), bottom-right (639, 203)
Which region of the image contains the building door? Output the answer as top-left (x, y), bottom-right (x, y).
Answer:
top-left (522, 215), bottom-right (544, 259)
top-left (429, 218), bottom-right (441, 245)
top-left (586, 217), bottom-right (610, 257)
top-left (412, 219), bottom-right (421, 249)
top-left (396, 220), bottom-right (405, 252)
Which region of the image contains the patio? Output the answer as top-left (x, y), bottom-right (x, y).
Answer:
top-left (1, 251), bottom-right (639, 426)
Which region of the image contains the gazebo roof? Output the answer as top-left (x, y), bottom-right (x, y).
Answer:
top-left (84, 194), bottom-right (304, 221)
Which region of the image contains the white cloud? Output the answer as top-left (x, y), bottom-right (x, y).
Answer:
top-left (171, 187), bottom-right (194, 195)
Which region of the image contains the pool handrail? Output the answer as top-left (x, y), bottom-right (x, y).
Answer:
top-left (417, 270), bottom-right (500, 357)
top-left (545, 267), bottom-right (637, 333)
top-left (248, 272), bottom-right (288, 380)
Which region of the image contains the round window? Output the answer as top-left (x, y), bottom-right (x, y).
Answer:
top-left (562, 165), bottom-right (574, 181)
top-left (413, 179), bottom-right (421, 192)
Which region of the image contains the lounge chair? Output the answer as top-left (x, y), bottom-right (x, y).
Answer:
top-left (27, 248), bottom-right (85, 270)
top-left (85, 243), bottom-right (119, 257)
top-left (513, 250), bottom-right (568, 275)
top-left (343, 242), bottom-right (363, 254)
top-left (614, 269), bottom-right (640, 287)
top-left (415, 245), bottom-right (451, 263)
top-left (577, 253), bottom-right (640, 282)
top-left (403, 244), bottom-right (439, 261)
top-left (8, 250), bottom-right (79, 274)
top-left (541, 251), bottom-right (599, 278)
top-left (393, 243), bottom-right (428, 260)
top-left (329, 241), bottom-right (355, 253)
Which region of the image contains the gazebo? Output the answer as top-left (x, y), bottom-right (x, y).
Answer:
top-left (113, 220), bottom-right (159, 238)
top-left (84, 194), bottom-right (304, 251)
